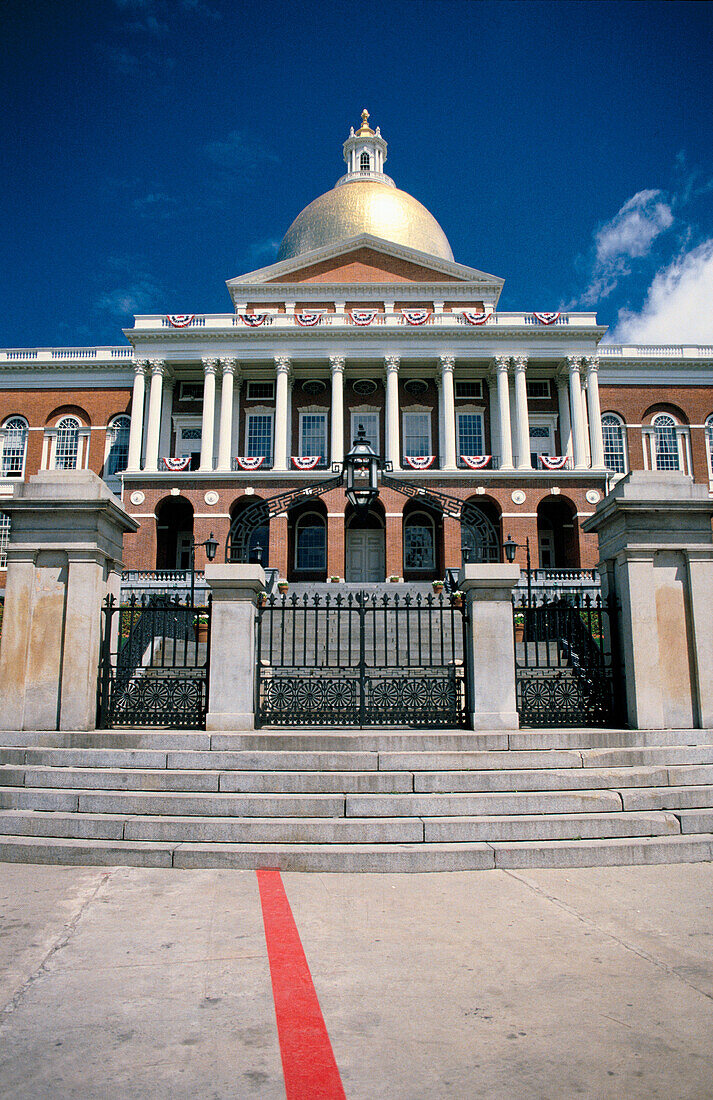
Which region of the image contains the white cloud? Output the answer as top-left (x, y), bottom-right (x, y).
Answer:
top-left (611, 238), bottom-right (713, 344)
top-left (575, 190), bottom-right (674, 306)
top-left (96, 273), bottom-right (165, 318)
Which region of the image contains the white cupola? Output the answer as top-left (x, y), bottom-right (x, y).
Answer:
top-left (337, 109), bottom-right (395, 188)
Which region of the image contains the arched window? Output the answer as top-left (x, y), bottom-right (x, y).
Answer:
top-left (105, 414), bottom-right (131, 477)
top-left (706, 415), bottom-right (713, 479)
top-left (295, 511), bottom-right (326, 572)
top-left (1, 416), bottom-right (28, 478)
top-left (0, 512), bottom-right (10, 567)
top-left (652, 413), bottom-right (680, 471)
top-left (601, 413), bottom-right (627, 474)
top-left (360, 151), bottom-right (370, 171)
top-left (54, 416), bottom-right (81, 470)
top-left (404, 511), bottom-right (435, 572)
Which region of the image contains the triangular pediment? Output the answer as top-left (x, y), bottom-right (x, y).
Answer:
top-left (227, 234), bottom-right (504, 292)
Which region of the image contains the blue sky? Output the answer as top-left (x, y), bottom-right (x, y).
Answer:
top-left (3, 0), bottom-right (713, 347)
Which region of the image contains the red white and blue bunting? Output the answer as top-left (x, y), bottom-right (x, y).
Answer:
top-left (460, 455), bottom-right (492, 469)
top-left (404, 455), bottom-right (435, 470)
top-left (235, 456), bottom-right (265, 470)
top-left (291, 455), bottom-right (321, 470)
top-left (349, 309), bottom-right (378, 326)
top-left (539, 455), bottom-right (570, 470)
top-left (400, 309), bottom-right (432, 326)
top-left (161, 456), bottom-right (191, 471)
top-left (532, 312), bottom-right (561, 325)
top-left (461, 311), bottom-right (491, 325)
top-left (166, 315), bottom-right (195, 328)
top-left (295, 311), bottom-right (323, 327)
top-left (238, 313), bottom-right (269, 327)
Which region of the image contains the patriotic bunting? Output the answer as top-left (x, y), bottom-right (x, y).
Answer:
top-left (460, 455), bottom-right (492, 469)
top-left (291, 455), bottom-right (321, 470)
top-left (532, 312), bottom-right (561, 325)
top-left (295, 311), bottom-right (322, 327)
top-left (400, 309), bottom-right (432, 326)
top-left (461, 311), bottom-right (491, 325)
top-left (539, 455), bottom-right (570, 470)
top-left (404, 455), bottom-right (435, 470)
top-left (166, 315), bottom-right (195, 328)
top-left (161, 457), bottom-right (191, 471)
top-left (235, 456), bottom-right (265, 470)
top-left (238, 313), bottom-right (269, 327)
top-left (349, 309), bottom-right (378, 326)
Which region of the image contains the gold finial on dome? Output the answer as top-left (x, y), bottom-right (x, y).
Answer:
top-left (356, 108), bottom-right (374, 136)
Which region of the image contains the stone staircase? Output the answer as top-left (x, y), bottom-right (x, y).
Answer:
top-left (0, 727), bottom-right (712, 871)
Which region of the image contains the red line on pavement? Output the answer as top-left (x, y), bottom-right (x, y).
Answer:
top-left (256, 867), bottom-right (347, 1100)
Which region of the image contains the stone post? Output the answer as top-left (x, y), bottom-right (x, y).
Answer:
top-left (204, 563), bottom-right (265, 730)
top-left (459, 563), bottom-right (521, 730)
top-left (0, 471), bottom-right (138, 731)
top-left (583, 471), bottom-right (713, 729)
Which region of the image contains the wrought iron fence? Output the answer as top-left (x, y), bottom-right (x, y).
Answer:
top-left (513, 591), bottom-right (622, 727)
top-left (256, 590), bottom-right (467, 727)
top-left (97, 594), bottom-right (211, 729)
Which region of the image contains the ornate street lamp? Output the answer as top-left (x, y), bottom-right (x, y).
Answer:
top-left (190, 531), bottom-right (218, 606)
top-left (503, 533), bottom-right (532, 607)
top-left (343, 424), bottom-right (381, 514)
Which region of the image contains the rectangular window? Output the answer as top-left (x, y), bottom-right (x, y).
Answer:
top-left (0, 512), bottom-right (9, 567)
top-left (457, 412), bottom-right (484, 459)
top-left (526, 380), bottom-right (551, 399)
top-left (529, 424), bottom-right (554, 467)
top-left (299, 413), bottom-right (327, 464)
top-left (247, 381), bottom-right (275, 401)
top-left (402, 411), bottom-right (432, 457)
top-left (178, 382), bottom-right (203, 402)
top-left (455, 380), bottom-right (483, 400)
top-left (246, 413), bottom-right (273, 462)
top-left (350, 412), bottom-right (380, 453)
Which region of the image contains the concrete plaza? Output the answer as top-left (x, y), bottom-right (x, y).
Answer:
top-left (0, 862), bottom-right (712, 1098)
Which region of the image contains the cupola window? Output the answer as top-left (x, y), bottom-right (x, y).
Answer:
top-left (360, 151), bottom-right (370, 171)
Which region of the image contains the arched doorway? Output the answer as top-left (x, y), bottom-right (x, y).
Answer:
top-left (229, 496), bottom-right (269, 564)
top-left (156, 496), bottom-right (194, 569)
top-left (345, 504), bottom-right (385, 582)
top-left (288, 501), bottom-right (328, 581)
top-left (461, 497), bottom-right (501, 564)
top-left (537, 497), bottom-right (580, 568)
top-left (402, 503), bottom-right (442, 580)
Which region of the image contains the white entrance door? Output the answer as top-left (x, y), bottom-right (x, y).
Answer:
top-left (346, 529), bottom-right (385, 582)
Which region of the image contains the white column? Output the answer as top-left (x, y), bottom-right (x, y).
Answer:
top-left (199, 358), bottom-right (218, 471)
top-left (232, 378), bottom-right (242, 461)
top-left (494, 356), bottom-right (513, 469)
top-left (488, 372), bottom-right (500, 461)
top-left (144, 359), bottom-right (166, 472)
top-left (585, 356), bottom-right (605, 469)
top-left (385, 356), bottom-right (401, 469)
top-left (513, 355), bottom-right (531, 470)
top-left (330, 356), bottom-right (345, 465)
top-left (440, 355), bottom-right (457, 470)
top-left (580, 373), bottom-right (591, 466)
top-left (127, 361), bottom-right (147, 471)
top-left (567, 356), bottom-right (587, 469)
top-left (435, 376), bottom-right (445, 467)
top-left (557, 374), bottom-right (573, 459)
top-left (159, 374), bottom-right (174, 461)
top-left (273, 356), bottom-right (290, 471)
top-left (217, 358), bottom-right (237, 472)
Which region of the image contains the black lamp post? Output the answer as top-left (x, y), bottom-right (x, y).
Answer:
top-left (189, 531), bottom-right (218, 605)
top-left (343, 424), bottom-right (381, 515)
top-left (503, 533), bottom-right (532, 607)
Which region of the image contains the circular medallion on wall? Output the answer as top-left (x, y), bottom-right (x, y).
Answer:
top-left (403, 378), bottom-right (428, 396)
top-left (586, 489), bottom-right (601, 505)
top-left (204, 491), bottom-right (219, 506)
top-left (244, 486), bottom-right (255, 495)
top-left (352, 378), bottom-right (377, 395)
top-left (129, 491), bottom-right (145, 506)
top-left (511, 490), bottom-right (526, 505)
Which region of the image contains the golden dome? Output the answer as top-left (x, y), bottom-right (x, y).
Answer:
top-left (276, 178), bottom-right (454, 263)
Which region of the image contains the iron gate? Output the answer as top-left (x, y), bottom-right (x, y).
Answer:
top-left (97, 594), bottom-right (211, 729)
top-left (256, 590), bottom-right (467, 727)
top-left (513, 592), bottom-right (622, 727)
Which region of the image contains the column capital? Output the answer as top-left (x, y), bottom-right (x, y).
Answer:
top-left (202, 357), bottom-right (219, 375)
top-left (583, 355), bottom-right (599, 376)
top-left (220, 357), bottom-right (239, 376)
top-left (492, 355), bottom-right (510, 374)
top-left (274, 355), bottom-right (291, 375)
top-left (133, 359), bottom-right (149, 376)
top-left (148, 358), bottom-right (168, 377)
top-left (565, 354), bottom-right (582, 375)
top-left (384, 355), bottom-right (400, 373)
top-left (329, 355), bottom-right (345, 372)
top-left (512, 355), bottom-right (528, 373)
top-left (439, 355), bottom-right (455, 373)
